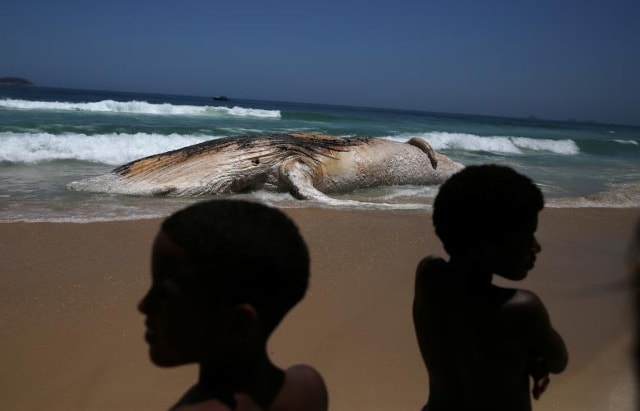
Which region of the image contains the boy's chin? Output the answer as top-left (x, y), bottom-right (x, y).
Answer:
top-left (496, 269), bottom-right (529, 281)
top-left (149, 348), bottom-right (190, 368)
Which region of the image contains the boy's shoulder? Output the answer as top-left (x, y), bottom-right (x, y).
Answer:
top-left (415, 255), bottom-right (448, 281)
top-left (171, 394), bottom-right (263, 411)
top-left (270, 364), bottom-right (328, 411)
top-left (499, 288), bottom-right (551, 332)
top-left (418, 255), bottom-right (447, 270)
top-left (414, 255), bottom-right (544, 309)
top-left (171, 365), bottom-right (327, 411)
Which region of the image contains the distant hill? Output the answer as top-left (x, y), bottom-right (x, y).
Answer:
top-left (0, 77), bottom-right (35, 86)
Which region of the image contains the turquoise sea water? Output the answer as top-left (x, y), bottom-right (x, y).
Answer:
top-left (1, 85), bottom-right (639, 222)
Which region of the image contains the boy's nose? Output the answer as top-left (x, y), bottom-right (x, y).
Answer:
top-left (138, 292), bottom-right (150, 314)
top-left (532, 237), bottom-right (541, 254)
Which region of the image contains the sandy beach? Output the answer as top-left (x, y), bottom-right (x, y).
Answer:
top-left (0, 207), bottom-right (637, 411)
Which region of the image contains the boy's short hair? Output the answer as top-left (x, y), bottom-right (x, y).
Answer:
top-left (433, 164), bottom-right (544, 257)
top-left (161, 199), bottom-right (310, 332)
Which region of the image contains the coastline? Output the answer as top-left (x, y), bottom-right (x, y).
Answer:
top-left (0, 207), bottom-right (637, 410)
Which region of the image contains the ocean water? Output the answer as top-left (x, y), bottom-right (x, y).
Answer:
top-left (1, 85), bottom-right (639, 222)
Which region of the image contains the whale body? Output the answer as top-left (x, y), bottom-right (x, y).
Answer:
top-left (68, 133), bottom-right (464, 203)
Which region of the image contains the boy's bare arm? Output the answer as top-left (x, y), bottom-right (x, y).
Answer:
top-left (513, 290), bottom-right (568, 374)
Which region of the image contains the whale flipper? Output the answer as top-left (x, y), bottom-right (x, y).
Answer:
top-left (278, 158), bottom-right (328, 201)
top-left (278, 158), bottom-right (410, 208)
top-left (407, 137), bottom-right (438, 169)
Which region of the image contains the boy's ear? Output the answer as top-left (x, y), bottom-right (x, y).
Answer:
top-left (228, 304), bottom-right (259, 342)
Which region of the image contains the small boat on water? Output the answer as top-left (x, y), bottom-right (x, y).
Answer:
top-left (212, 95), bottom-right (230, 101)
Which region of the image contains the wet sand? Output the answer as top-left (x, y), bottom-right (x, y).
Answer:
top-left (0, 207), bottom-right (637, 410)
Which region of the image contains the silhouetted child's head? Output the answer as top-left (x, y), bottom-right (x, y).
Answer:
top-left (139, 199), bottom-right (309, 367)
top-left (433, 164), bottom-right (544, 279)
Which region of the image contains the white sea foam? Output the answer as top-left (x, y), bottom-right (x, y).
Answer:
top-left (0, 98), bottom-right (281, 118)
top-left (384, 132), bottom-right (579, 155)
top-left (614, 139), bottom-right (639, 145)
top-left (0, 131), bottom-right (214, 165)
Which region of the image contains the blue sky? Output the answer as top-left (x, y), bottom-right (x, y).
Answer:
top-left (2, 0), bottom-right (639, 125)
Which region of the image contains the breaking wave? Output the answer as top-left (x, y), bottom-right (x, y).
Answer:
top-left (0, 98), bottom-right (281, 118)
top-left (0, 131), bottom-right (212, 165)
top-left (385, 132), bottom-right (580, 155)
top-left (1, 130), bottom-right (583, 166)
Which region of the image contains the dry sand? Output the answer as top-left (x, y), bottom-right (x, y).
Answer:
top-left (0, 207), bottom-right (637, 411)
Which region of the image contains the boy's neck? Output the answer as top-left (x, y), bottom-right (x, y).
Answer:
top-left (447, 257), bottom-right (494, 287)
top-left (185, 352), bottom-right (285, 409)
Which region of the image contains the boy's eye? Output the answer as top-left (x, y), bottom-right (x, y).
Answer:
top-left (149, 278), bottom-right (185, 302)
top-left (148, 285), bottom-right (166, 300)
top-left (148, 283), bottom-right (175, 303)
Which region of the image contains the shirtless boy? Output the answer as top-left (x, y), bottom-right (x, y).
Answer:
top-left (413, 164), bottom-right (568, 411)
top-left (139, 199), bottom-right (328, 411)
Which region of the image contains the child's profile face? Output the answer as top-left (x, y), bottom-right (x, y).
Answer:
top-left (138, 231), bottom-right (231, 367)
top-left (486, 219), bottom-right (541, 281)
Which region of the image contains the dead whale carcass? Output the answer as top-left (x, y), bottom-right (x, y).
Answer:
top-left (67, 133), bottom-right (464, 202)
